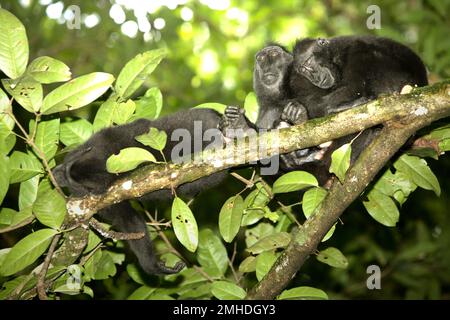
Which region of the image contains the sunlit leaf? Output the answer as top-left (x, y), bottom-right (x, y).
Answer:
top-left (211, 281), bottom-right (246, 300)
top-left (273, 171), bottom-right (318, 193)
top-left (41, 72), bottom-right (114, 114)
top-left (0, 154), bottom-right (10, 206)
top-left (9, 151), bottom-right (43, 183)
top-left (2, 77), bottom-right (42, 112)
top-left (329, 143), bottom-right (352, 182)
top-left (27, 56), bottom-right (71, 83)
top-left (135, 127), bottom-right (167, 151)
top-left (130, 87), bottom-right (163, 121)
top-left (302, 187), bottom-right (327, 218)
top-left (244, 92), bottom-right (258, 124)
top-left (60, 118), bottom-right (93, 146)
top-left (106, 147), bottom-right (157, 174)
top-left (115, 49), bottom-right (167, 99)
top-left (0, 9), bottom-right (29, 78)
top-left (193, 102), bottom-right (226, 114)
top-left (33, 118), bottom-right (60, 160)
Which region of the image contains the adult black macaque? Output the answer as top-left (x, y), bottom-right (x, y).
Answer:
top-left (53, 108), bottom-right (227, 275)
top-left (289, 35), bottom-right (428, 118)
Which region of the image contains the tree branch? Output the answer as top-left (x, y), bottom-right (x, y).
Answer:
top-left (56, 81), bottom-right (449, 295)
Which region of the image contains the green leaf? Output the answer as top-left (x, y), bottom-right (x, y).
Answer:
top-left (33, 180), bottom-right (66, 229)
top-left (238, 256), bottom-right (256, 273)
top-left (316, 247), bottom-right (348, 269)
top-left (247, 232), bottom-right (290, 254)
top-left (393, 154), bottom-right (441, 196)
top-left (34, 118), bottom-right (60, 159)
top-left (211, 281), bottom-right (246, 300)
top-left (245, 222), bottom-right (274, 248)
top-left (115, 49), bottom-right (167, 99)
top-left (278, 286), bottom-right (328, 300)
top-left (27, 56), bottom-right (71, 83)
top-left (302, 187), bottom-right (327, 218)
top-left (2, 77), bottom-right (42, 112)
top-left (41, 72), bottom-right (114, 114)
top-left (243, 92), bottom-right (258, 124)
top-left (0, 9), bottom-right (29, 79)
top-left (363, 189), bottom-right (400, 227)
top-left (112, 99), bottom-right (136, 125)
top-left (0, 87), bottom-right (14, 131)
top-left (329, 143), bottom-right (351, 182)
top-left (439, 139), bottom-right (450, 152)
top-left (0, 154), bottom-right (10, 205)
top-left (0, 207), bottom-right (33, 229)
top-left (130, 87), bottom-right (163, 121)
top-left (241, 185), bottom-right (271, 226)
top-left (93, 251), bottom-right (117, 280)
top-left (106, 147), bottom-right (157, 174)
top-left (0, 228), bottom-right (57, 276)
top-left (255, 251), bottom-right (277, 281)
top-left (273, 171), bottom-right (318, 194)
top-left (135, 127), bottom-right (167, 151)
top-left (92, 99), bottom-right (119, 131)
top-left (171, 197), bottom-right (198, 252)
top-left (197, 229), bottom-right (228, 277)
top-left (219, 195), bottom-right (244, 243)
top-left (18, 175), bottom-right (39, 210)
top-left (60, 118), bottom-right (93, 146)
top-left (193, 102), bottom-right (226, 114)
top-left (9, 151), bottom-right (43, 183)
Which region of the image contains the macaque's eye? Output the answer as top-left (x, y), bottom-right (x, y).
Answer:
top-left (270, 50), bottom-right (280, 57)
top-left (256, 54), bottom-right (265, 62)
top-left (317, 38), bottom-right (329, 46)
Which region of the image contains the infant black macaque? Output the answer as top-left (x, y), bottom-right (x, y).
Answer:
top-left (287, 35), bottom-right (428, 176)
top-left (289, 35), bottom-right (428, 118)
top-left (53, 108), bottom-right (227, 275)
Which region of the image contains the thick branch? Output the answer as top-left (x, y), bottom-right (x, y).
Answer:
top-left (65, 81), bottom-right (450, 222)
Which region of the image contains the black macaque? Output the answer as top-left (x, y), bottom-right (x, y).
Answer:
top-left (220, 44), bottom-right (321, 171)
top-left (286, 35), bottom-right (428, 181)
top-left (222, 35), bottom-right (428, 185)
top-left (289, 35), bottom-right (428, 118)
top-left (53, 108), bottom-right (227, 275)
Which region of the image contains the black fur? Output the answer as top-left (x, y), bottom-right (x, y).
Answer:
top-left (53, 108), bottom-right (227, 275)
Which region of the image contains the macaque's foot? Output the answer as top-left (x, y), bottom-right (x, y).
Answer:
top-left (152, 260), bottom-right (185, 275)
top-left (280, 101), bottom-right (308, 125)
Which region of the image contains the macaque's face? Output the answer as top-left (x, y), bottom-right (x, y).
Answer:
top-left (254, 45), bottom-right (293, 88)
top-left (293, 38), bottom-right (336, 89)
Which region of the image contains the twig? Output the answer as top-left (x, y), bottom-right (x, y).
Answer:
top-left (228, 242), bottom-right (241, 284)
top-left (5, 108), bottom-right (64, 195)
top-left (37, 233), bottom-right (62, 300)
